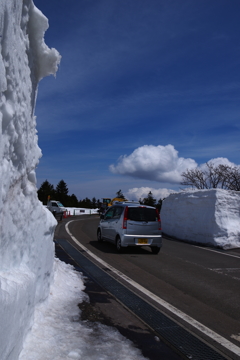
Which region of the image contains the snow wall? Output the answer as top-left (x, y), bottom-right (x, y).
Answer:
top-left (0, 1), bottom-right (60, 359)
top-left (161, 189), bottom-right (240, 250)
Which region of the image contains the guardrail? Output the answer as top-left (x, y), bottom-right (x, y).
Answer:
top-left (51, 208), bottom-right (99, 221)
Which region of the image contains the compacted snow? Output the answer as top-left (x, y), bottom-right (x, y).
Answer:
top-left (0, 1), bottom-right (60, 359)
top-left (161, 188), bottom-right (240, 249)
top-left (19, 260), bottom-right (146, 360)
top-left (0, 1), bottom-right (147, 359)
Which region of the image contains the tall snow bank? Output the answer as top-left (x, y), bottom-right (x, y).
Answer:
top-left (161, 189), bottom-right (240, 249)
top-left (0, 1), bottom-right (60, 359)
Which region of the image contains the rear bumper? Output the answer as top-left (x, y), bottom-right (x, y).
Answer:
top-left (120, 234), bottom-right (162, 248)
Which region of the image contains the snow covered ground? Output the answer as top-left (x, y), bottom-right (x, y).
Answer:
top-left (161, 188), bottom-right (240, 249)
top-left (65, 207), bottom-right (99, 215)
top-left (19, 259), bottom-right (147, 360)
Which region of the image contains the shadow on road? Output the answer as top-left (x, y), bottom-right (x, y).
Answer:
top-left (89, 240), bottom-right (158, 255)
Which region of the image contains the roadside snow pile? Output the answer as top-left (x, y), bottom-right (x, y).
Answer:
top-left (161, 189), bottom-right (240, 249)
top-left (0, 1), bottom-right (60, 359)
top-left (19, 259), bottom-right (147, 360)
top-left (65, 207), bottom-right (99, 215)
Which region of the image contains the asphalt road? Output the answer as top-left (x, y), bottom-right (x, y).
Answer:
top-left (55, 215), bottom-right (240, 359)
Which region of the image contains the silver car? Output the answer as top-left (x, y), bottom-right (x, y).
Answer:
top-left (97, 201), bottom-right (162, 254)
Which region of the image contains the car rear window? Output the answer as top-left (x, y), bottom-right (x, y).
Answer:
top-left (127, 207), bottom-right (157, 222)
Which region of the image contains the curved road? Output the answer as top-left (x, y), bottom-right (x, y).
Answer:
top-left (55, 215), bottom-right (240, 359)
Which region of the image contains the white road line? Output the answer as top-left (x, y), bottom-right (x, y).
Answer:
top-left (193, 245), bottom-right (240, 259)
top-left (65, 220), bottom-right (240, 357)
top-left (232, 334), bottom-right (240, 343)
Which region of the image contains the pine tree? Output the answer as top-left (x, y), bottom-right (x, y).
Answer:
top-left (68, 194), bottom-right (79, 207)
top-left (56, 180), bottom-right (68, 204)
top-left (38, 180), bottom-right (55, 205)
top-left (156, 198), bottom-right (165, 212)
top-left (79, 197), bottom-right (92, 208)
top-left (142, 191), bottom-right (156, 207)
top-left (91, 197), bottom-right (97, 208)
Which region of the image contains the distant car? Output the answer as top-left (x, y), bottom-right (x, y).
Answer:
top-left (47, 200), bottom-right (66, 216)
top-left (97, 201), bottom-right (162, 254)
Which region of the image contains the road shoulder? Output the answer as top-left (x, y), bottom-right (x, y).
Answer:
top-left (54, 240), bottom-right (181, 360)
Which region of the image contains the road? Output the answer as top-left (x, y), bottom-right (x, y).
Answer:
top-left (55, 215), bottom-right (240, 359)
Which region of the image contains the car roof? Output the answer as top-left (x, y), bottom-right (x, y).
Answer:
top-left (111, 201), bottom-right (156, 209)
top-left (112, 201), bottom-right (139, 205)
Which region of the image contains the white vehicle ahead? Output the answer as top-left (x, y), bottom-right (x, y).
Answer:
top-left (97, 201), bottom-right (162, 254)
top-left (47, 200), bottom-right (66, 215)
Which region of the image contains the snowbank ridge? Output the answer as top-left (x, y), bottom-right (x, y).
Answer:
top-left (161, 189), bottom-right (240, 249)
top-left (0, 1), bottom-right (60, 359)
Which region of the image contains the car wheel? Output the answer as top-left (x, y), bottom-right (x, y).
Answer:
top-left (116, 236), bottom-right (122, 253)
top-left (97, 229), bottom-right (103, 242)
top-left (151, 246), bottom-right (160, 254)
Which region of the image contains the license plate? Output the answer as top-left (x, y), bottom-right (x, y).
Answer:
top-left (138, 238), bottom-right (148, 244)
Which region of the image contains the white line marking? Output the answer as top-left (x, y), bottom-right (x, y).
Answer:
top-left (193, 245), bottom-right (240, 259)
top-left (231, 334), bottom-right (240, 342)
top-left (215, 268), bottom-right (240, 270)
top-left (65, 220), bottom-right (240, 357)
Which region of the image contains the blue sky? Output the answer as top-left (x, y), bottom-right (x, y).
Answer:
top-left (33, 0), bottom-right (240, 201)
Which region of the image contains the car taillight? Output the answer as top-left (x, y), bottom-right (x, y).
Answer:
top-left (122, 206), bottom-right (128, 229)
top-left (156, 209), bottom-right (162, 230)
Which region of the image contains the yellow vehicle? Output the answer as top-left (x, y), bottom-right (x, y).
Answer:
top-left (107, 197), bottom-right (126, 206)
top-left (102, 198), bottom-right (111, 206)
top-left (102, 197), bottom-right (126, 207)
top-left (99, 197), bottom-right (127, 217)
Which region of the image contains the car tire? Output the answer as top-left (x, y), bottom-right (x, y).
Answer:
top-left (151, 246), bottom-right (160, 254)
top-left (97, 229), bottom-right (103, 242)
top-left (116, 236), bottom-right (122, 253)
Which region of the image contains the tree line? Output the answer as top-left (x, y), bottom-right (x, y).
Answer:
top-left (38, 180), bottom-right (101, 208)
top-left (38, 182), bottom-right (165, 211)
top-left (139, 191), bottom-right (164, 212)
top-left (117, 189), bottom-right (164, 212)
top-left (38, 162), bottom-right (238, 211)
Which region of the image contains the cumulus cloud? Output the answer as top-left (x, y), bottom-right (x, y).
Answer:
top-left (109, 144), bottom-right (197, 184)
top-left (199, 157), bottom-right (237, 170)
top-left (126, 187), bottom-right (176, 201)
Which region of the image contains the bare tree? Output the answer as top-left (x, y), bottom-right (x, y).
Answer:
top-left (181, 168), bottom-right (208, 189)
top-left (181, 162), bottom-right (240, 191)
top-left (226, 167), bottom-right (240, 191)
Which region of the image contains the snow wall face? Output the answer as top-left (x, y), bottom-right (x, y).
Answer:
top-left (161, 189), bottom-right (240, 249)
top-left (0, 1), bottom-right (60, 359)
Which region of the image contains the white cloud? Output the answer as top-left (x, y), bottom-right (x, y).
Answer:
top-left (126, 187), bottom-right (176, 201)
top-left (199, 157), bottom-right (237, 169)
top-left (109, 144), bottom-right (197, 184)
